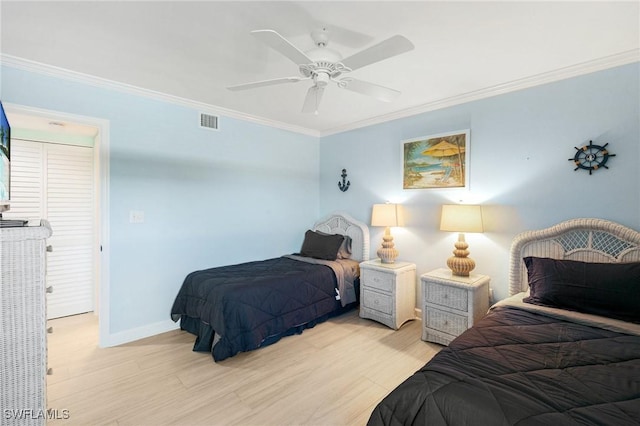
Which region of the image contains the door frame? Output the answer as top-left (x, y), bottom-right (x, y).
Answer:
top-left (5, 103), bottom-right (110, 347)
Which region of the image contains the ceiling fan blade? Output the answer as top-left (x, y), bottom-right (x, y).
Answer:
top-left (302, 86), bottom-right (325, 114)
top-left (341, 35), bottom-right (414, 71)
top-left (227, 77), bottom-right (305, 91)
top-left (339, 78), bottom-right (400, 102)
top-left (251, 29), bottom-right (312, 65)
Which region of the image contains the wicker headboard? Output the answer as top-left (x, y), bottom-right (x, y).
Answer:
top-left (509, 218), bottom-right (640, 296)
top-left (313, 212), bottom-right (370, 262)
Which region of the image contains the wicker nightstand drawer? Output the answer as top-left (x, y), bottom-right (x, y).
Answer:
top-left (425, 307), bottom-right (468, 336)
top-left (362, 289), bottom-right (392, 315)
top-left (426, 282), bottom-right (468, 312)
top-left (421, 268), bottom-right (491, 345)
top-left (359, 260), bottom-right (417, 330)
top-left (361, 269), bottom-right (393, 293)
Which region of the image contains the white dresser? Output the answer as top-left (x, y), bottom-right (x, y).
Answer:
top-left (1, 221), bottom-right (52, 426)
top-left (421, 268), bottom-right (490, 345)
top-left (359, 260), bottom-right (416, 330)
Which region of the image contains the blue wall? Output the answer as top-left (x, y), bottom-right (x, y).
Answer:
top-left (3, 61), bottom-right (638, 338)
top-left (319, 63), bottom-right (640, 302)
top-left (2, 65), bottom-right (320, 336)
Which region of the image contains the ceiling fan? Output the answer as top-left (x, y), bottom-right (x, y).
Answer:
top-left (227, 28), bottom-right (414, 114)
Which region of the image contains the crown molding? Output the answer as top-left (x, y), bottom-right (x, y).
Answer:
top-left (2, 50), bottom-right (637, 139)
top-left (0, 54), bottom-right (321, 138)
top-left (319, 49), bottom-right (640, 137)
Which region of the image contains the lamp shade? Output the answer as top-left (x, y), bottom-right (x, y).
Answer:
top-left (440, 204), bottom-right (484, 233)
top-left (371, 203), bottom-right (404, 227)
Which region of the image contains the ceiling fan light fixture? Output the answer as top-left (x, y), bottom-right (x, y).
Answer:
top-left (306, 47), bottom-right (342, 64)
top-left (228, 28), bottom-right (414, 112)
top-left (315, 72), bottom-right (330, 87)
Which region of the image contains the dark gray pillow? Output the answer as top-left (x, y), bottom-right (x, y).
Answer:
top-left (316, 231), bottom-right (352, 259)
top-left (523, 256), bottom-right (640, 323)
top-left (299, 230), bottom-right (345, 261)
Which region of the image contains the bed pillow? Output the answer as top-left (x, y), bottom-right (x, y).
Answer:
top-left (299, 230), bottom-right (345, 261)
top-left (523, 256), bottom-right (640, 323)
top-left (317, 231), bottom-right (352, 259)
top-left (337, 235), bottom-right (353, 259)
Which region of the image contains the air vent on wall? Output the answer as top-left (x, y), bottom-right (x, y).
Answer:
top-left (200, 113), bottom-right (219, 130)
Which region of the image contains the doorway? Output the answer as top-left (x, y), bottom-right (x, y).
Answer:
top-left (9, 138), bottom-right (95, 318)
top-left (4, 104), bottom-right (110, 344)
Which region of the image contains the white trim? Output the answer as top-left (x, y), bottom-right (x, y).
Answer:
top-left (102, 319), bottom-right (180, 348)
top-left (0, 54), bottom-right (319, 138)
top-left (4, 103), bottom-right (112, 348)
top-left (2, 50), bottom-right (638, 138)
top-left (97, 118), bottom-right (111, 349)
top-left (322, 50), bottom-right (640, 136)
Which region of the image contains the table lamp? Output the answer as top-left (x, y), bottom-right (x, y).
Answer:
top-left (371, 203), bottom-right (404, 264)
top-left (440, 204), bottom-right (484, 276)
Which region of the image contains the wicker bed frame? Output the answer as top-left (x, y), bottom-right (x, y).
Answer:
top-left (509, 218), bottom-right (640, 296)
top-left (313, 211), bottom-right (370, 262)
top-left (172, 212), bottom-right (371, 362)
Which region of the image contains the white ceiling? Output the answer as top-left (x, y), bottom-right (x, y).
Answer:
top-left (1, 1), bottom-right (639, 136)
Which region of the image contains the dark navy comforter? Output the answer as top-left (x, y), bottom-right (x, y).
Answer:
top-left (171, 256), bottom-right (351, 361)
top-left (369, 306), bottom-right (640, 425)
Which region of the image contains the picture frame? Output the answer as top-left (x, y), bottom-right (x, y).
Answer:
top-left (402, 129), bottom-right (470, 190)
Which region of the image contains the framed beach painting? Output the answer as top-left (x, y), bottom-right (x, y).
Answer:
top-left (402, 129), bottom-right (470, 190)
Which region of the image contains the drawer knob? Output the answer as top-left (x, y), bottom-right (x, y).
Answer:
top-left (374, 299), bottom-right (379, 305)
top-left (46, 286), bottom-right (54, 294)
top-left (444, 321), bottom-right (449, 326)
top-left (47, 327), bottom-right (53, 334)
top-left (443, 294), bottom-right (448, 299)
top-left (47, 368), bottom-right (53, 375)
top-left (373, 277), bottom-right (381, 282)
top-left (46, 245), bottom-right (53, 252)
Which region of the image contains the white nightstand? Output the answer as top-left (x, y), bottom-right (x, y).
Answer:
top-left (359, 260), bottom-right (416, 330)
top-left (421, 268), bottom-right (490, 345)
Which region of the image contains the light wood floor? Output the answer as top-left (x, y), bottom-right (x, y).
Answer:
top-left (47, 311), bottom-right (441, 426)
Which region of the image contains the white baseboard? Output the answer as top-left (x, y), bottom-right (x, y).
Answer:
top-left (415, 307), bottom-right (423, 319)
top-left (100, 319), bottom-right (180, 348)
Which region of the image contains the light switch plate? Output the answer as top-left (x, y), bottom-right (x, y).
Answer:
top-left (129, 210), bottom-right (144, 223)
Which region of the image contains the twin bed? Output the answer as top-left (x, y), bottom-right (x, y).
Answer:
top-left (369, 218), bottom-right (640, 425)
top-left (171, 215), bottom-right (639, 424)
top-left (170, 212), bottom-right (369, 361)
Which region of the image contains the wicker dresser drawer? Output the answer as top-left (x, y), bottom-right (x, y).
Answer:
top-left (362, 289), bottom-right (392, 315)
top-left (361, 269), bottom-right (393, 293)
top-left (425, 307), bottom-right (468, 336)
top-left (1, 221), bottom-right (52, 426)
top-left (426, 282), bottom-right (468, 311)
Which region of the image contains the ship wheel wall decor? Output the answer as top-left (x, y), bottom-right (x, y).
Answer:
top-left (569, 140), bottom-right (616, 175)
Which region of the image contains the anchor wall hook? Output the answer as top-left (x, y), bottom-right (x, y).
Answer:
top-left (338, 169), bottom-right (350, 192)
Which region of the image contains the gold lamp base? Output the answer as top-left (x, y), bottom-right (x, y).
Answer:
top-left (447, 233), bottom-right (475, 276)
top-left (377, 227), bottom-right (399, 264)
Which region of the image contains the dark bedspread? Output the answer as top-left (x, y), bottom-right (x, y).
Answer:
top-left (170, 256), bottom-right (349, 361)
top-left (369, 306), bottom-right (640, 426)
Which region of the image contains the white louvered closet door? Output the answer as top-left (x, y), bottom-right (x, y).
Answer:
top-left (7, 139), bottom-right (95, 319)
